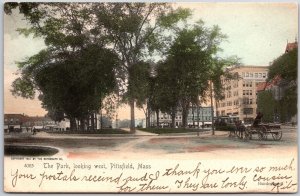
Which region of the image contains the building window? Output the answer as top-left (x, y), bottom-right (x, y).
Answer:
top-left (250, 73), bottom-right (253, 77)
top-left (255, 73), bottom-right (258, 78)
top-left (244, 108), bottom-right (253, 115)
top-left (259, 73), bottom-right (262, 78)
top-left (262, 73), bottom-right (266, 78)
top-left (246, 72), bottom-right (249, 77)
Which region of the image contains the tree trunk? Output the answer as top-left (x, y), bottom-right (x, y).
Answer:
top-left (80, 118), bottom-right (85, 131)
top-left (192, 104), bottom-right (195, 126)
top-left (143, 107), bottom-right (148, 128)
top-left (197, 104), bottom-right (200, 128)
top-left (91, 113), bottom-right (95, 131)
top-left (210, 81), bottom-right (215, 135)
top-left (146, 106), bottom-right (151, 128)
top-left (171, 108), bottom-right (176, 128)
top-left (146, 101), bottom-right (151, 128)
top-left (94, 113), bottom-right (97, 130)
top-left (156, 109), bottom-right (160, 128)
top-left (130, 99), bottom-right (135, 133)
top-left (70, 117), bottom-right (77, 131)
top-left (100, 109), bottom-right (103, 130)
top-left (86, 116), bottom-right (90, 131)
top-left (182, 103), bottom-right (188, 128)
top-left (215, 100), bottom-right (219, 118)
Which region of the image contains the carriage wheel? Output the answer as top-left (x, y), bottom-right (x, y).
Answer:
top-left (259, 126), bottom-right (268, 140)
top-left (272, 131), bottom-right (282, 141)
top-left (258, 131), bottom-right (264, 140)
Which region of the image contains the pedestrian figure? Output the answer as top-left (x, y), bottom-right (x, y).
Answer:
top-left (33, 128), bottom-right (36, 135)
top-left (253, 112), bottom-right (263, 127)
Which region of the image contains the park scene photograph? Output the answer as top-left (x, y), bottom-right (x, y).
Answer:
top-left (4, 2), bottom-right (297, 161)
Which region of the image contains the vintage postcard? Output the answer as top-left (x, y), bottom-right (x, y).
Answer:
top-left (3, 2), bottom-right (298, 193)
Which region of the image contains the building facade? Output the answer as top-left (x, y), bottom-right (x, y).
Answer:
top-left (150, 106), bottom-right (212, 127)
top-left (4, 114), bottom-right (70, 132)
top-left (187, 106), bottom-right (212, 126)
top-left (216, 65), bottom-right (269, 123)
top-left (4, 114), bottom-right (28, 132)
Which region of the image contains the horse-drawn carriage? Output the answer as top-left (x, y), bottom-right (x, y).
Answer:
top-left (245, 123), bottom-right (282, 140)
top-left (230, 112), bottom-right (283, 141)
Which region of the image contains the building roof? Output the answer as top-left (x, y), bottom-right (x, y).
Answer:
top-left (4, 114), bottom-right (53, 123)
top-left (4, 114), bottom-right (28, 120)
top-left (226, 65), bottom-right (269, 73)
top-left (257, 75), bottom-right (283, 92)
top-left (285, 41), bottom-right (298, 53)
top-left (256, 82), bottom-right (267, 92)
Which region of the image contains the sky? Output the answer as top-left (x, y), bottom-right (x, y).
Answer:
top-left (3, 2), bottom-right (298, 120)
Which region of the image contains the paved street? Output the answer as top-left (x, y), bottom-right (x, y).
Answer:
top-left (4, 126), bottom-right (297, 160)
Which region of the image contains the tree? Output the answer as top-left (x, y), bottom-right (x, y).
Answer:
top-left (257, 91), bottom-right (276, 122)
top-left (6, 2), bottom-right (192, 132)
top-left (267, 47), bottom-right (297, 122)
top-left (268, 48), bottom-right (297, 82)
top-left (154, 60), bottom-right (180, 128)
top-left (11, 45), bottom-right (119, 131)
top-left (163, 22), bottom-right (231, 128)
top-left (209, 57), bottom-right (240, 134)
top-left (6, 3), bottom-right (120, 131)
top-left (93, 3), bottom-right (191, 132)
top-left (126, 61), bottom-right (152, 128)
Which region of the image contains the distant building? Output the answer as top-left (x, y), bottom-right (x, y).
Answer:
top-left (4, 113), bottom-right (70, 132)
top-left (215, 65), bottom-right (269, 123)
top-left (187, 106), bottom-right (212, 126)
top-left (135, 119), bottom-right (146, 128)
top-left (285, 40), bottom-right (298, 53)
top-left (150, 110), bottom-right (182, 127)
top-left (4, 114), bottom-right (28, 132)
top-left (150, 106), bottom-right (212, 128)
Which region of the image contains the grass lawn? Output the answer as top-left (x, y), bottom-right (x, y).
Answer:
top-left (5, 145), bottom-right (59, 156)
top-left (5, 137), bottom-right (135, 149)
top-left (139, 128), bottom-right (204, 134)
top-left (47, 129), bottom-right (131, 134)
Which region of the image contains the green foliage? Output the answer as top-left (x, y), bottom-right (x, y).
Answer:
top-left (265, 45), bottom-right (297, 122)
top-left (127, 61), bottom-right (151, 107)
top-left (139, 128), bottom-right (201, 134)
top-left (257, 91), bottom-right (276, 122)
top-left (157, 7), bottom-right (191, 29)
top-left (11, 77), bottom-right (35, 99)
top-left (48, 129), bottom-right (130, 134)
top-left (268, 48), bottom-right (297, 82)
top-left (12, 45), bottom-right (118, 122)
top-left (215, 125), bottom-right (235, 131)
top-left (7, 3), bottom-right (237, 129)
top-left (280, 87), bottom-right (297, 120)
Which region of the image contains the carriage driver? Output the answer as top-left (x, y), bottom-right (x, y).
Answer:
top-left (253, 112), bottom-right (263, 127)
